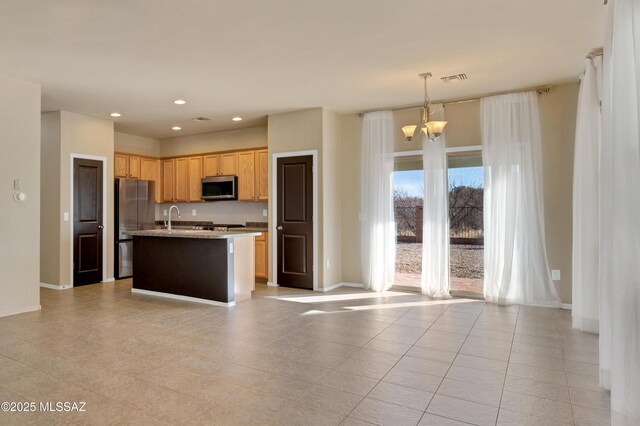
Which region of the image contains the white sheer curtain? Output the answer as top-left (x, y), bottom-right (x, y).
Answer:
top-left (421, 104), bottom-right (450, 298)
top-left (600, 0), bottom-right (640, 423)
top-left (572, 56), bottom-right (602, 333)
top-left (481, 92), bottom-right (560, 307)
top-left (599, 0), bottom-right (614, 393)
top-left (360, 111), bottom-right (395, 292)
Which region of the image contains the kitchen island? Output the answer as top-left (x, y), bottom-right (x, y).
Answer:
top-left (128, 229), bottom-right (262, 307)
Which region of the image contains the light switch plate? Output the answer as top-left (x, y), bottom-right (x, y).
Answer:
top-left (63, 212), bottom-right (69, 221)
top-left (262, 209), bottom-right (268, 217)
top-left (551, 270), bottom-right (561, 281)
top-left (13, 179), bottom-right (20, 190)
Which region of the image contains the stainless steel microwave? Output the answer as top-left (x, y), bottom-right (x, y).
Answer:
top-left (201, 176), bottom-right (238, 201)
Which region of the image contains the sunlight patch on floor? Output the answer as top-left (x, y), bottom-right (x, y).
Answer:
top-left (269, 291), bottom-right (413, 304)
top-left (300, 297), bottom-right (481, 315)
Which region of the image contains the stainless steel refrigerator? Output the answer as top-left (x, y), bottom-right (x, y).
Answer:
top-left (115, 179), bottom-right (156, 279)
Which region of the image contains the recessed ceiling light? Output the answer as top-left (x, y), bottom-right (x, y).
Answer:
top-left (173, 99), bottom-right (186, 105)
top-left (232, 117), bottom-right (243, 121)
top-left (110, 112), bottom-right (122, 117)
top-left (172, 126), bottom-right (182, 131)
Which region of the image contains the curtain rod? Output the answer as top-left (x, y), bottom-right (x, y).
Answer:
top-left (357, 86), bottom-right (552, 117)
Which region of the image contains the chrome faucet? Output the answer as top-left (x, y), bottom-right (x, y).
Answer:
top-left (167, 205), bottom-right (181, 231)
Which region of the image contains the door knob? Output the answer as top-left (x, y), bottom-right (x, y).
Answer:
top-left (98, 225), bottom-right (104, 230)
top-left (276, 226), bottom-right (283, 231)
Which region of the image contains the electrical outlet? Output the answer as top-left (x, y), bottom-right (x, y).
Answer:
top-left (326, 259), bottom-right (331, 269)
top-left (551, 270), bottom-right (561, 281)
top-left (63, 212), bottom-right (69, 222)
top-left (163, 209), bottom-right (167, 216)
top-left (262, 209), bottom-right (268, 217)
top-left (192, 209), bottom-right (196, 216)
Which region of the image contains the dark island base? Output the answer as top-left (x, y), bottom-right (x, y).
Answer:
top-left (132, 236), bottom-right (235, 305)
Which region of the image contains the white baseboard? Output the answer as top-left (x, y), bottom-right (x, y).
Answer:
top-left (561, 303), bottom-right (572, 310)
top-left (340, 282), bottom-right (365, 288)
top-left (40, 282), bottom-right (72, 290)
top-left (319, 282), bottom-right (365, 292)
top-left (267, 281), bottom-right (278, 287)
top-left (131, 288), bottom-right (235, 307)
top-left (102, 278), bottom-right (115, 283)
top-left (0, 305), bottom-right (41, 318)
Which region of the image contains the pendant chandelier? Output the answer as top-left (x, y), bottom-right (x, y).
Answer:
top-left (402, 72), bottom-right (447, 142)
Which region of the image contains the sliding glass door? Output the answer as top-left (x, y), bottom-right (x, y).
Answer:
top-left (447, 151), bottom-right (484, 296)
top-left (392, 155), bottom-right (423, 288)
top-left (392, 150), bottom-right (484, 296)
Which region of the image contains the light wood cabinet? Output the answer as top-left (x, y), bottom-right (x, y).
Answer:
top-left (116, 147), bottom-right (266, 204)
top-left (129, 156), bottom-right (140, 179)
top-left (140, 158), bottom-right (155, 181)
top-left (154, 159), bottom-right (162, 203)
top-left (175, 158), bottom-right (189, 202)
top-left (255, 149), bottom-right (268, 201)
top-left (203, 155), bottom-right (219, 177)
top-left (220, 152), bottom-right (238, 176)
top-left (162, 159), bottom-right (175, 202)
top-left (238, 151), bottom-right (255, 201)
top-left (188, 156), bottom-right (203, 202)
top-left (140, 158), bottom-right (163, 203)
top-left (114, 154), bottom-right (128, 178)
top-left (255, 231), bottom-right (268, 279)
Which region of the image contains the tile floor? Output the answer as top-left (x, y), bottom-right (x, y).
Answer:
top-left (0, 281), bottom-right (610, 425)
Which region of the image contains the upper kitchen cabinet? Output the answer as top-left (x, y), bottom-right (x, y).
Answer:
top-left (238, 149), bottom-right (268, 202)
top-left (188, 156), bottom-right (203, 202)
top-left (140, 157), bottom-right (155, 181)
top-left (203, 154), bottom-right (219, 177)
top-left (162, 159), bottom-right (175, 202)
top-left (114, 153), bottom-right (128, 178)
top-left (175, 158), bottom-right (189, 202)
top-left (129, 156), bottom-right (140, 179)
top-left (140, 157), bottom-right (163, 203)
top-left (220, 152), bottom-right (238, 176)
top-left (255, 149), bottom-right (268, 201)
top-left (204, 152), bottom-right (237, 177)
top-left (238, 151), bottom-right (255, 201)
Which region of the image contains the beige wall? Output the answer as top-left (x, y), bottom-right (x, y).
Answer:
top-left (539, 83), bottom-right (578, 303)
top-left (40, 112), bottom-right (61, 285)
top-left (41, 111), bottom-right (115, 286)
top-left (322, 109), bottom-right (343, 287)
top-left (0, 74), bottom-right (41, 317)
top-left (159, 126), bottom-right (267, 157)
top-left (156, 201), bottom-right (267, 224)
top-left (114, 132), bottom-right (161, 157)
top-left (268, 108), bottom-right (327, 287)
top-left (340, 83), bottom-right (578, 303)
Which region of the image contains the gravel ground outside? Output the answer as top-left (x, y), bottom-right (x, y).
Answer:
top-left (395, 242), bottom-right (484, 279)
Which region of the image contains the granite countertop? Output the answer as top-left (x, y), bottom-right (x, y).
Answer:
top-left (128, 229), bottom-right (263, 240)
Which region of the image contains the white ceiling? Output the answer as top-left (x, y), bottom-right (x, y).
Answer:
top-left (0, 0), bottom-right (605, 139)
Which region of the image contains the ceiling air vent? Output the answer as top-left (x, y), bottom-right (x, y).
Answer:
top-left (441, 73), bottom-right (468, 83)
top-left (192, 117), bottom-right (211, 122)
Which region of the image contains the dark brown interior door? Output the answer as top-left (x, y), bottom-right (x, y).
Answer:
top-left (73, 158), bottom-right (103, 286)
top-left (277, 155), bottom-right (313, 289)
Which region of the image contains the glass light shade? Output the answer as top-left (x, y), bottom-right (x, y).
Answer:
top-left (422, 120), bottom-right (448, 140)
top-left (401, 125), bottom-right (418, 142)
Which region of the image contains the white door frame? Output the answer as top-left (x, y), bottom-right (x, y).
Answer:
top-left (69, 153), bottom-right (109, 286)
top-left (270, 150), bottom-right (319, 292)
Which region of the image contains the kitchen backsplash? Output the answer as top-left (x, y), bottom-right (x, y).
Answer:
top-left (156, 200), bottom-right (268, 224)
